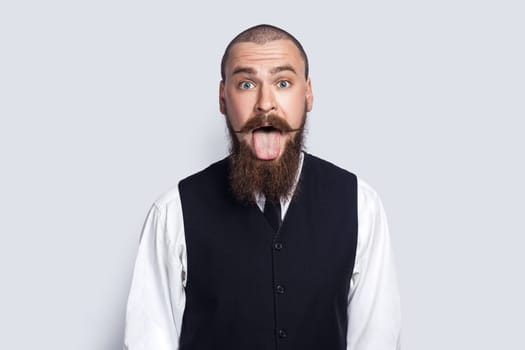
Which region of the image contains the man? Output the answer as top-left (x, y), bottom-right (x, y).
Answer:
top-left (124, 24), bottom-right (401, 350)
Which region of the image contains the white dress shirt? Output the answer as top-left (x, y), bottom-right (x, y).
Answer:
top-left (124, 153), bottom-right (402, 349)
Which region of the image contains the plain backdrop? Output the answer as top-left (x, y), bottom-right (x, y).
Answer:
top-left (1, 1), bottom-right (524, 349)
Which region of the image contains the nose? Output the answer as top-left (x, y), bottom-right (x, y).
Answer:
top-left (255, 85), bottom-right (276, 113)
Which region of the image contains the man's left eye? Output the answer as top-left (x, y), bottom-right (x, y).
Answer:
top-left (277, 80), bottom-right (291, 88)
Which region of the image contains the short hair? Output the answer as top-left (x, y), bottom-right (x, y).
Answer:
top-left (220, 24), bottom-right (309, 81)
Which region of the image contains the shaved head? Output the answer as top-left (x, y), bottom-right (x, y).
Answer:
top-left (220, 24), bottom-right (309, 81)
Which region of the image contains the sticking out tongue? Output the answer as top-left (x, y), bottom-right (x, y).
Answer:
top-left (252, 128), bottom-right (281, 160)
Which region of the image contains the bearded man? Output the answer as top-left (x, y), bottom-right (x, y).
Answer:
top-left (124, 24), bottom-right (401, 350)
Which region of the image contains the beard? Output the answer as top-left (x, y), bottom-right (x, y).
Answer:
top-left (226, 110), bottom-right (307, 205)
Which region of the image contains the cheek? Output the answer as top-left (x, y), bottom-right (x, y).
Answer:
top-left (225, 94), bottom-right (254, 128)
top-left (280, 93), bottom-right (306, 123)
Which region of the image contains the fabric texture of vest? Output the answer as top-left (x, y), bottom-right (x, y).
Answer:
top-left (178, 153), bottom-right (358, 350)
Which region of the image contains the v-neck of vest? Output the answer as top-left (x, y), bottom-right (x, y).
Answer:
top-left (253, 152), bottom-right (309, 237)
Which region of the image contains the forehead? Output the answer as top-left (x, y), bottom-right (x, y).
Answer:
top-left (225, 40), bottom-right (306, 77)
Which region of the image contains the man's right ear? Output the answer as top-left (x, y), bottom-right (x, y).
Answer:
top-left (219, 81), bottom-right (226, 115)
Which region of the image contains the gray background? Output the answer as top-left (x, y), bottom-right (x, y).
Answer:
top-left (1, 0), bottom-right (523, 349)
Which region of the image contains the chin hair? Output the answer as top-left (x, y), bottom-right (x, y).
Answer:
top-left (227, 124), bottom-right (305, 205)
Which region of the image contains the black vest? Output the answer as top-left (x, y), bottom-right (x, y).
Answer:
top-left (178, 153), bottom-right (358, 350)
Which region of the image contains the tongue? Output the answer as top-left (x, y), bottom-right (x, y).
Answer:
top-left (252, 129), bottom-right (281, 160)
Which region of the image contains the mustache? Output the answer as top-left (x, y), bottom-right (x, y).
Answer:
top-left (232, 114), bottom-right (303, 134)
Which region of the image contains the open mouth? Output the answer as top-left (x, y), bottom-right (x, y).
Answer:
top-left (252, 125), bottom-right (282, 134)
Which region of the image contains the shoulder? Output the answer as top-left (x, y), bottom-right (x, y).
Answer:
top-left (304, 153), bottom-right (382, 212)
top-left (357, 178), bottom-right (386, 236)
top-left (145, 186), bottom-right (183, 247)
top-left (304, 153), bottom-right (357, 179)
top-left (357, 177), bottom-right (381, 214)
top-left (145, 160), bottom-right (227, 247)
top-left (303, 153), bottom-right (357, 196)
top-left (152, 185), bottom-right (182, 212)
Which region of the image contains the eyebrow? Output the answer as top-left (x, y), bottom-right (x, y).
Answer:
top-left (231, 65), bottom-right (297, 76)
top-left (232, 67), bottom-right (257, 76)
top-left (270, 65), bottom-right (297, 75)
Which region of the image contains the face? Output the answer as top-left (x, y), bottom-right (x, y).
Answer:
top-left (220, 39), bottom-right (313, 161)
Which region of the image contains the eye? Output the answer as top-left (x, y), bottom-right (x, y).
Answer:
top-left (239, 81), bottom-right (255, 90)
top-left (277, 80), bottom-right (291, 88)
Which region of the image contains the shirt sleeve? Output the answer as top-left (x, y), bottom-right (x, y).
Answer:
top-left (123, 192), bottom-right (187, 350)
top-left (346, 179), bottom-right (402, 350)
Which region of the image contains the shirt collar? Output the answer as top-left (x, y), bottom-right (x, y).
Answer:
top-left (255, 151), bottom-right (305, 219)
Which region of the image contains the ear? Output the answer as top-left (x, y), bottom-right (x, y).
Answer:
top-left (305, 78), bottom-right (314, 112)
top-left (219, 80), bottom-right (226, 115)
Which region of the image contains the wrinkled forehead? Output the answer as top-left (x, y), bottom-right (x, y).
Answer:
top-left (224, 40), bottom-right (307, 79)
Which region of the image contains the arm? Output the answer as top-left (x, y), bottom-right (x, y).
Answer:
top-left (347, 179), bottom-right (402, 349)
top-left (124, 192), bottom-right (187, 350)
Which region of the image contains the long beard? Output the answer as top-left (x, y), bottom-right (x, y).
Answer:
top-left (226, 112), bottom-right (306, 205)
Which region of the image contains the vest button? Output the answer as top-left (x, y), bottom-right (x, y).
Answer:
top-left (276, 284), bottom-right (285, 294)
top-left (278, 329), bottom-right (287, 338)
top-left (274, 242), bottom-right (283, 251)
